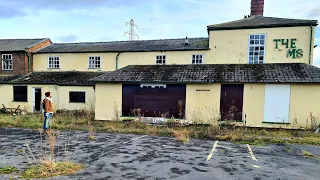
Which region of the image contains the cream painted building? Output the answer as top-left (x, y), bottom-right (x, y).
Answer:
top-left (1, 0), bottom-right (319, 128)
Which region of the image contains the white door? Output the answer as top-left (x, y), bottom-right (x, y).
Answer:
top-left (264, 84), bottom-right (290, 123)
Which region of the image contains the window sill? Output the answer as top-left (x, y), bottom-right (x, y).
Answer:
top-left (88, 68), bottom-right (101, 70)
top-left (262, 122), bottom-right (290, 124)
top-left (12, 101), bottom-right (28, 102)
top-left (2, 69), bottom-right (13, 71)
top-left (69, 102), bottom-right (85, 104)
top-left (47, 68), bottom-right (60, 69)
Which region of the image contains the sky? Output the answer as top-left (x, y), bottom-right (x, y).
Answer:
top-left (0, 0), bottom-right (319, 65)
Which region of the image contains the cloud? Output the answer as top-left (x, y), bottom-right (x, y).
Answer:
top-left (308, 8), bottom-right (320, 19)
top-left (0, 6), bottom-right (26, 19)
top-left (55, 35), bottom-right (78, 43)
top-left (314, 47), bottom-right (320, 67)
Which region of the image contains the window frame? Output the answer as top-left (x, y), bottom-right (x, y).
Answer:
top-left (191, 54), bottom-right (204, 64)
top-left (248, 34), bottom-right (266, 64)
top-left (140, 84), bottom-right (166, 88)
top-left (88, 56), bottom-right (101, 69)
top-left (69, 91), bottom-right (86, 103)
top-left (2, 54), bottom-right (13, 70)
top-left (48, 56), bottom-right (60, 69)
top-left (13, 86), bottom-right (28, 102)
top-left (155, 55), bottom-right (166, 65)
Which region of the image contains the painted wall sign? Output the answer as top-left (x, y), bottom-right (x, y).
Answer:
top-left (273, 39), bottom-right (303, 59)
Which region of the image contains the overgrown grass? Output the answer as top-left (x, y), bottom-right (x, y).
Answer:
top-left (1, 114), bottom-right (320, 145)
top-left (20, 162), bottom-right (84, 179)
top-left (173, 129), bottom-right (190, 143)
top-left (0, 166), bottom-right (18, 174)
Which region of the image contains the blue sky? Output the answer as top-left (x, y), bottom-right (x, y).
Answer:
top-left (0, 0), bottom-right (319, 65)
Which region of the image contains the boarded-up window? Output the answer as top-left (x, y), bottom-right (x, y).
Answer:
top-left (13, 86), bottom-right (27, 102)
top-left (69, 92), bottom-right (85, 103)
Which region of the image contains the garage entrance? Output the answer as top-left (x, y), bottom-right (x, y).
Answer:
top-left (220, 84), bottom-right (244, 121)
top-left (122, 84), bottom-right (186, 118)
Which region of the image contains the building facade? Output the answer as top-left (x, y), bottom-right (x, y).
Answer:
top-left (0, 0), bottom-right (319, 128)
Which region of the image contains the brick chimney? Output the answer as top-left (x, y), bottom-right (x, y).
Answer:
top-left (250, 0), bottom-right (264, 16)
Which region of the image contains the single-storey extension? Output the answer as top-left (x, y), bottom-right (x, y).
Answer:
top-left (91, 63), bottom-right (320, 128)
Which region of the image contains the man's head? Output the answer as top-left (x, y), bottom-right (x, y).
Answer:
top-left (45, 92), bottom-right (51, 98)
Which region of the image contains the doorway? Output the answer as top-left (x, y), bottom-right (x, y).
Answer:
top-left (33, 88), bottom-right (42, 112)
top-left (220, 84), bottom-right (244, 121)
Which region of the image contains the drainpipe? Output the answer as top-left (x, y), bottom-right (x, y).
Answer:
top-left (116, 52), bottom-right (121, 70)
top-left (309, 25), bottom-right (313, 65)
top-left (25, 50), bottom-right (31, 72)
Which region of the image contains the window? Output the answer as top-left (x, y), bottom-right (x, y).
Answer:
top-left (192, 55), bottom-right (203, 64)
top-left (88, 56), bottom-right (101, 69)
top-left (140, 84), bottom-right (166, 88)
top-left (2, 54), bottom-right (12, 70)
top-left (156, 55), bottom-right (166, 65)
top-left (69, 91), bottom-right (85, 103)
top-left (13, 86), bottom-right (27, 102)
top-left (249, 34), bottom-right (266, 64)
top-left (48, 57), bottom-right (60, 69)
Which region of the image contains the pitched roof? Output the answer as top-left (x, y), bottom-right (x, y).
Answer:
top-left (36, 37), bottom-right (209, 53)
top-left (207, 16), bottom-right (318, 30)
top-left (91, 63), bottom-right (320, 84)
top-left (8, 71), bottom-right (107, 86)
top-left (0, 38), bottom-right (50, 52)
top-left (0, 75), bottom-right (21, 83)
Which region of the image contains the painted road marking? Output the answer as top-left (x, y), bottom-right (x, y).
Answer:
top-left (246, 144), bottom-right (257, 162)
top-left (206, 141), bottom-right (218, 162)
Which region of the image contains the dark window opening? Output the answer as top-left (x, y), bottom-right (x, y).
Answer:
top-left (69, 92), bottom-right (85, 103)
top-left (13, 86), bottom-right (27, 102)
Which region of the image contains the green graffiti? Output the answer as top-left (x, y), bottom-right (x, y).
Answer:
top-left (274, 38), bottom-right (303, 59)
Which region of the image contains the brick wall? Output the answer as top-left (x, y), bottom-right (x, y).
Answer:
top-left (0, 39), bottom-right (52, 75)
top-left (0, 52), bottom-right (26, 75)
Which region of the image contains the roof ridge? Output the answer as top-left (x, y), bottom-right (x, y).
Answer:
top-left (52, 37), bottom-right (209, 45)
top-left (0, 38), bottom-right (48, 40)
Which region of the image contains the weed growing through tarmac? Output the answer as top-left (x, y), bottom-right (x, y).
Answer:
top-left (302, 150), bottom-right (314, 157)
top-left (0, 166), bottom-right (18, 174)
top-left (17, 112), bottom-right (84, 179)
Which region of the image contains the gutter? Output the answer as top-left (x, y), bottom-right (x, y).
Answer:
top-left (116, 52), bottom-right (121, 70)
top-left (309, 25), bottom-right (313, 64)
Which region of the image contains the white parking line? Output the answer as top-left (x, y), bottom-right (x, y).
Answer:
top-left (247, 144), bottom-right (258, 162)
top-left (206, 141), bottom-right (218, 161)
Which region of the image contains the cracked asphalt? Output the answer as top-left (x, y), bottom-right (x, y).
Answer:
top-left (0, 128), bottom-right (320, 180)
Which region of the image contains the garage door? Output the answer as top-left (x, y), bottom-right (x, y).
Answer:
top-left (122, 84), bottom-right (186, 118)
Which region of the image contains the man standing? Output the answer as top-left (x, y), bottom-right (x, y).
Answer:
top-left (43, 92), bottom-right (53, 132)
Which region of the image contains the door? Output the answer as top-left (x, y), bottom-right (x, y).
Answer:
top-left (122, 84), bottom-right (186, 118)
top-left (33, 88), bottom-right (42, 112)
top-left (264, 84), bottom-right (290, 123)
top-left (220, 84), bottom-right (244, 121)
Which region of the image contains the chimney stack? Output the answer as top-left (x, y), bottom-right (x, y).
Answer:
top-left (250, 0), bottom-right (264, 16)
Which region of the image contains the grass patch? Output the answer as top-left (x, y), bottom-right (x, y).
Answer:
top-left (0, 166), bottom-right (18, 174)
top-left (1, 114), bottom-right (320, 145)
top-left (173, 129), bottom-right (190, 143)
top-left (302, 150), bottom-right (314, 157)
top-left (20, 162), bottom-right (84, 179)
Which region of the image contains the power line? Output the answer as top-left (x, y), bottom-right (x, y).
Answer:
top-left (124, 19), bottom-right (139, 41)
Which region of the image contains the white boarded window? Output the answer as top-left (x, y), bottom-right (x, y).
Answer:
top-left (264, 84), bottom-right (290, 123)
top-left (48, 57), bottom-right (60, 69)
top-left (249, 34), bottom-right (266, 64)
top-left (192, 54), bottom-right (203, 64)
top-left (156, 55), bottom-right (166, 65)
top-left (2, 54), bottom-right (12, 70)
top-left (88, 56), bottom-right (101, 69)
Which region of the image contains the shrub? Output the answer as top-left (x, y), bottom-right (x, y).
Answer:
top-left (173, 129), bottom-right (190, 143)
